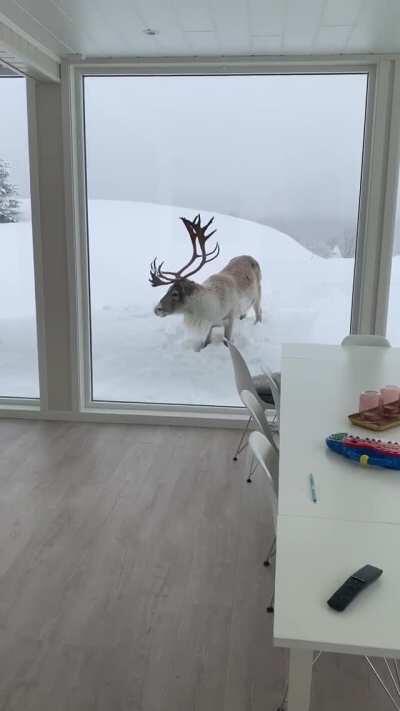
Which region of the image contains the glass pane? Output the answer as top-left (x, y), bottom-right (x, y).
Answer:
top-left (84, 73), bottom-right (367, 406)
top-left (387, 187), bottom-right (400, 343)
top-left (0, 77), bottom-right (38, 398)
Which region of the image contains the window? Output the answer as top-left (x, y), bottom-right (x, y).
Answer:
top-left (0, 76), bottom-right (38, 398)
top-left (386, 184), bottom-right (400, 344)
top-left (83, 72), bottom-right (367, 407)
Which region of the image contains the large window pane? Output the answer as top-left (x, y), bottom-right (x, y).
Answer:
top-left (387, 185), bottom-right (400, 343)
top-left (84, 73), bottom-right (367, 406)
top-left (0, 77), bottom-right (38, 398)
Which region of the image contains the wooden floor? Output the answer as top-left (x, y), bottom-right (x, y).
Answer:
top-left (0, 419), bottom-right (394, 711)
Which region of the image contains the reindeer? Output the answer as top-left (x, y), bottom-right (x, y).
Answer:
top-left (149, 214), bottom-right (262, 350)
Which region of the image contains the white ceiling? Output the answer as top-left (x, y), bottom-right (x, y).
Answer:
top-left (1, 0), bottom-right (400, 60)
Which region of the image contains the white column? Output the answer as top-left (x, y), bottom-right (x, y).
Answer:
top-left (28, 80), bottom-right (73, 413)
top-left (352, 59), bottom-right (400, 336)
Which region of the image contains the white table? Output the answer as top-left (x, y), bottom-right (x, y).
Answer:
top-left (274, 344), bottom-right (400, 711)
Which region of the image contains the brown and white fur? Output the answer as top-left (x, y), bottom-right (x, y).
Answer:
top-left (154, 255), bottom-right (262, 350)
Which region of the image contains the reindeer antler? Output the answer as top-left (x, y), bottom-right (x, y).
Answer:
top-left (149, 214), bottom-right (220, 287)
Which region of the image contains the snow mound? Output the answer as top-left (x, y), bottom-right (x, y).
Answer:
top-left (0, 199), bottom-right (375, 405)
top-left (86, 200), bottom-right (354, 405)
top-left (88, 200), bottom-right (313, 313)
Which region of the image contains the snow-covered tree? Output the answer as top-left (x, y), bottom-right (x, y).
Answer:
top-left (0, 159), bottom-right (20, 223)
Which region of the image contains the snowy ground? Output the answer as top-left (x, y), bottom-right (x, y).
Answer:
top-left (1, 199), bottom-right (399, 405)
top-left (0, 202), bottom-right (38, 398)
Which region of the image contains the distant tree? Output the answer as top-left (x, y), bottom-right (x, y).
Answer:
top-left (0, 159), bottom-right (20, 223)
top-left (338, 233), bottom-right (355, 258)
top-left (326, 231), bottom-right (355, 259)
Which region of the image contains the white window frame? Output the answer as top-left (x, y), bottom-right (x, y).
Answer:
top-left (0, 69), bottom-right (41, 411)
top-left (3, 53), bottom-right (400, 427)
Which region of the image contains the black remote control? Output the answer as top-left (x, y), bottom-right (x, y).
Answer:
top-left (327, 564), bottom-right (383, 612)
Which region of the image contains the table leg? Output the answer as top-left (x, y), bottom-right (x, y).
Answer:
top-left (287, 649), bottom-right (313, 711)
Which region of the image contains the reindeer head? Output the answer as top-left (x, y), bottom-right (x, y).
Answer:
top-left (149, 214), bottom-right (219, 318)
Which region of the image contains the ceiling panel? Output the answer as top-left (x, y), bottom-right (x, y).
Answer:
top-left (176, 3), bottom-right (214, 32)
top-left (248, 0), bottom-right (285, 36)
top-left (283, 0), bottom-right (325, 52)
top-left (314, 26), bottom-right (352, 53)
top-left (184, 31), bottom-right (219, 53)
top-left (347, 0), bottom-right (400, 53)
top-left (208, 0), bottom-right (250, 53)
top-left (133, 0), bottom-right (189, 55)
top-left (49, 0), bottom-right (123, 55)
top-left (15, 0), bottom-right (101, 54)
top-left (321, 0), bottom-right (364, 28)
top-left (77, 0), bottom-right (149, 54)
top-left (2, 0), bottom-right (400, 59)
top-left (0, 0), bottom-right (71, 56)
top-left (251, 34), bottom-right (282, 53)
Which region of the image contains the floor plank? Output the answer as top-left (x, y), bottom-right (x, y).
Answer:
top-left (0, 419), bottom-right (394, 710)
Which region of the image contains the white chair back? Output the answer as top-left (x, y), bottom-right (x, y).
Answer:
top-left (341, 334), bottom-right (391, 347)
top-left (240, 389), bottom-right (279, 453)
top-left (249, 431), bottom-right (278, 531)
top-left (225, 339), bottom-right (259, 401)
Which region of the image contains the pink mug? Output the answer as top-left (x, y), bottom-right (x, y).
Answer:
top-left (359, 390), bottom-right (381, 412)
top-left (381, 385), bottom-right (400, 405)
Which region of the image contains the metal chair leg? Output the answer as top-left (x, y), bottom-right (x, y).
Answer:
top-left (279, 654), bottom-right (400, 711)
top-left (385, 658), bottom-right (400, 697)
top-left (365, 657), bottom-right (400, 710)
top-left (395, 660), bottom-right (400, 690)
top-left (264, 535), bottom-right (276, 567)
top-left (267, 588), bottom-right (275, 613)
top-left (246, 458), bottom-right (258, 483)
top-left (233, 416), bottom-right (251, 461)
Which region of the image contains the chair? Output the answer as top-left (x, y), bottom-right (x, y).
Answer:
top-left (341, 334), bottom-right (391, 347)
top-left (225, 338), bottom-right (279, 461)
top-left (240, 389), bottom-right (279, 489)
top-left (248, 431), bottom-right (278, 524)
top-left (248, 431), bottom-right (278, 611)
top-left (259, 364), bottom-right (281, 424)
top-left (241, 390), bottom-right (279, 455)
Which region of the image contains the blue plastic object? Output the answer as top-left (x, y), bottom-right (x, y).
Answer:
top-left (326, 432), bottom-right (400, 470)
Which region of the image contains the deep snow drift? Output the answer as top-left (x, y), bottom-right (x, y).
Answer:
top-left (0, 210), bottom-right (38, 398)
top-left (1, 199), bottom-right (399, 405)
top-left (88, 201), bottom-right (355, 406)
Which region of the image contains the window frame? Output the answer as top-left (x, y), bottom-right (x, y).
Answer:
top-left (0, 70), bottom-right (41, 409)
top-left (63, 56), bottom-right (388, 420)
top-left (0, 54), bottom-right (394, 425)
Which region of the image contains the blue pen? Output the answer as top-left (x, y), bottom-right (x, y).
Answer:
top-left (309, 473), bottom-right (317, 503)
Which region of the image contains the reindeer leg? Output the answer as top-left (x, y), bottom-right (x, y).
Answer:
top-left (224, 314), bottom-right (234, 341)
top-left (254, 288), bottom-right (262, 324)
top-left (202, 325), bottom-right (215, 349)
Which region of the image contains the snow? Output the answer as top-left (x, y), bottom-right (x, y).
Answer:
top-left (1, 199), bottom-right (399, 405)
top-left (0, 210), bottom-right (38, 398)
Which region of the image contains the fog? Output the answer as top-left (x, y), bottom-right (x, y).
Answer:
top-left (0, 77), bottom-right (30, 198)
top-left (84, 74), bottom-right (367, 256)
top-left (0, 72), bottom-right (377, 256)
